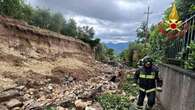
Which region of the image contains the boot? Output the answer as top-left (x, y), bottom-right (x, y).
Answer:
top-left (145, 104), bottom-right (152, 110)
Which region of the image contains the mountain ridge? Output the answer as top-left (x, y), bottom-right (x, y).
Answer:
top-left (105, 42), bottom-right (129, 54)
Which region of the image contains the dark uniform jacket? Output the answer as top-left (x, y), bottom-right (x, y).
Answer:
top-left (134, 65), bottom-right (163, 93)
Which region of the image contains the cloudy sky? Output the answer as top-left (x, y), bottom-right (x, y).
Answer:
top-left (26, 0), bottom-right (173, 44)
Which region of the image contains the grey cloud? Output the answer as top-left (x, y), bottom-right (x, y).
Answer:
top-left (27, 0), bottom-right (147, 23)
top-left (26, 0), bottom-right (172, 43)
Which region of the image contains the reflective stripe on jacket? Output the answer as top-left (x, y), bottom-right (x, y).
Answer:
top-left (134, 66), bottom-right (163, 91)
top-left (139, 72), bottom-right (155, 79)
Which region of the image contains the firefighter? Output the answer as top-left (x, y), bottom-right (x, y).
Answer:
top-left (133, 56), bottom-right (163, 110)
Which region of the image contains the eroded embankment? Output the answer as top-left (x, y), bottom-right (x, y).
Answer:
top-left (0, 16), bottom-right (125, 110)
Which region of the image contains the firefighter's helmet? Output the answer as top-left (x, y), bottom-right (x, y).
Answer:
top-left (142, 56), bottom-right (153, 65)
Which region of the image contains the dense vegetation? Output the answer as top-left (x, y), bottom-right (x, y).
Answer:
top-left (119, 0), bottom-right (195, 70)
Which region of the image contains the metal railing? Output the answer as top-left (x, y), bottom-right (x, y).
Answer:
top-left (165, 14), bottom-right (195, 66)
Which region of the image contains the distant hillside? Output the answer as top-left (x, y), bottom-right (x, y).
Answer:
top-left (106, 43), bottom-right (129, 54)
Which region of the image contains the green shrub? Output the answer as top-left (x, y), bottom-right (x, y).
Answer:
top-left (122, 75), bottom-right (139, 97)
top-left (97, 93), bottom-right (131, 110)
top-left (44, 107), bottom-right (56, 110)
top-left (185, 42), bottom-right (195, 70)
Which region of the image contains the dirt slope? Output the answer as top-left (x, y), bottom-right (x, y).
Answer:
top-left (0, 16), bottom-right (123, 110)
top-left (0, 16), bottom-right (95, 91)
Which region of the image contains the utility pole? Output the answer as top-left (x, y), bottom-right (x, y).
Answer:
top-left (145, 6), bottom-right (152, 31)
top-left (144, 6), bottom-right (152, 46)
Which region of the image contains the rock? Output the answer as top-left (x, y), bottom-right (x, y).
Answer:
top-left (78, 86), bottom-right (102, 99)
top-left (129, 96), bottom-right (136, 102)
top-left (59, 98), bottom-right (74, 108)
top-left (64, 75), bottom-right (75, 85)
top-left (39, 81), bottom-right (45, 85)
top-left (11, 107), bottom-right (21, 110)
top-left (68, 76), bottom-right (74, 82)
top-left (74, 99), bottom-right (92, 109)
top-left (85, 106), bottom-right (96, 110)
top-left (23, 94), bottom-right (31, 100)
top-left (0, 89), bottom-right (20, 102)
top-left (27, 88), bottom-right (35, 95)
top-left (101, 66), bottom-right (114, 74)
top-left (37, 95), bottom-right (46, 101)
top-left (47, 78), bottom-right (52, 83)
top-left (48, 84), bottom-right (53, 90)
top-left (78, 90), bottom-right (91, 99)
top-left (121, 91), bottom-right (126, 96)
top-left (5, 99), bottom-right (23, 109)
top-left (68, 93), bottom-right (77, 99)
top-left (22, 99), bottom-right (43, 110)
top-left (56, 106), bottom-right (66, 110)
top-left (89, 102), bottom-right (103, 110)
top-left (15, 86), bottom-right (25, 90)
top-left (22, 99), bottom-right (34, 109)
